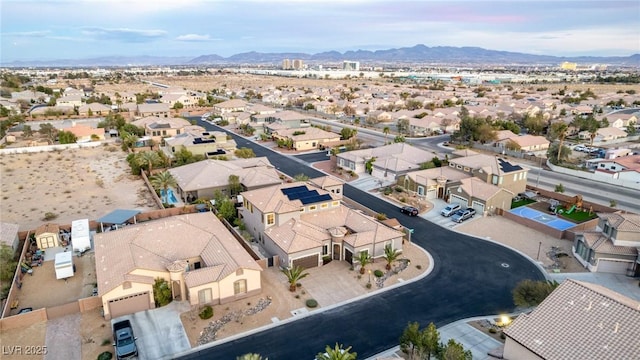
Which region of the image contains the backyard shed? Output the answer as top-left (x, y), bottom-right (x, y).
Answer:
top-left (71, 218), bottom-right (91, 253)
top-left (54, 251), bottom-right (74, 279)
top-left (35, 223), bottom-right (60, 250)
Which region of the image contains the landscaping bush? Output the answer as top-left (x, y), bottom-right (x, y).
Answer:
top-left (416, 265), bottom-right (422, 270)
top-left (306, 299), bottom-right (318, 308)
top-left (366, 283), bottom-right (372, 289)
top-left (97, 351), bottom-right (113, 360)
top-left (374, 269), bottom-right (384, 278)
top-left (489, 328), bottom-right (497, 334)
top-left (394, 186), bottom-right (404, 193)
top-left (199, 305), bottom-right (213, 320)
top-left (383, 187), bottom-right (392, 195)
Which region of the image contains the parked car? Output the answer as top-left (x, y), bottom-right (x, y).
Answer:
top-left (17, 307), bottom-right (33, 314)
top-left (400, 206), bottom-right (419, 216)
top-left (440, 203), bottom-right (461, 217)
top-left (113, 320), bottom-right (138, 360)
top-left (573, 145), bottom-right (586, 152)
top-left (451, 208), bottom-right (476, 223)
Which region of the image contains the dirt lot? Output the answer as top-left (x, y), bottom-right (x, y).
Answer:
top-left (0, 144), bottom-right (158, 230)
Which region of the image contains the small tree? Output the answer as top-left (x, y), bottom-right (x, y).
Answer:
top-left (153, 278), bottom-right (172, 307)
top-left (399, 322), bottom-right (426, 360)
top-left (0, 245), bottom-right (17, 283)
top-left (173, 101), bottom-right (184, 110)
top-left (38, 123), bottom-right (57, 142)
top-left (554, 183), bottom-right (565, 193)
top-left (57, 130), bottom-right (78, 144)
top-left (315, 343), bottom-right (357, 360)
top-left (356, 251), bottom-right (371, 274)
top-left (22, 125), bottom-right (33, 138)
top-left (235, 147), bottom-right (256, 158)
top-left (438, 339), bottom-right (472, 360)
top-left (293, 173), bottom-right (310, 181)
top-left (512, 279), bottom-right (559, 307)
top-left (383, 244), bottom-right (400, 270)
top-left (281, 265), bottom-right (309, 292)
top-left (237, 354), bottom-right (266, 360)
top-left (150, 171), bottom-right (177, 204)
top-left (137, 151), bottom-right (161, 176)
top-left (424, 322), bottom-right (441, 360)
top-left (228, 174), bottom-right (242, 196)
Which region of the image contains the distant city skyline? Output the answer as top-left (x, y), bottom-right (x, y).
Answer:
top-left (1, 0), bottom-right (639, 62)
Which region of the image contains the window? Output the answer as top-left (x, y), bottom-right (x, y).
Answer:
top-left (332, 201), bottom-right (339, 206)
top-left (321, 203), bottom-right (328, 208)
top-left (266, 213), bottom-right (275, 225)
top-left (194, 262), bottom-right (202, 269)
top-left (336, 188), bottom-right (340, 194)
top-left (234, 280), bottom-right (247, 295)
top-left (417, 186), bottom-right (425, 196)
top-left (322, 245), bottom-right (329, 255)
top-left (162, 130), bottom-right (167, 135)
top-left (359, 249), bottom-right (368, 256)
top-left (499, 177), bottom-right (503, 185)
top-left (198, 288), bottom-right (212, 304)
top-left (492, 175), bottom-right (498, 185)
top-left (236, 268), bottom-right (244, 276)
top-left (300, 208), bottom-right (305, 212)
top-left (309, 205), bottom-right (317, 211)
top-left (603, 223), bottom-right (610, 235)
top-left (176, 130), bottom-right (180, 134)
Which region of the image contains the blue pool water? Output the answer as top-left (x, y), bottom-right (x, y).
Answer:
top-left (160, 189), bottom-right (178, 205)
top-left (510, 207), bottom-right (575, 231)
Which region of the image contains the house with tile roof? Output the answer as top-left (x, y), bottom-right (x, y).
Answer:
top-left (212, 99), bottom-right (248, 115)
top-left (136, 102), bottom-right (170, 118)
top-left (240, 180), bottom-right (404, 268)
top-left (591, 154), bottom-right (640, 183)
top-left (163, 130), bottom-right (237, 158)
top-left (271, 127), bottom-right (341, 151)
top-left (336, 143), bottom-right (434, 181)
top-left (447, 154), bottom-right (529, 195)
top-left (131, 116), bottom-right (196, 142)
top-left (573, 212), bottom-right (640, 276)
top-left (495, 134), bottom-right (550, 153)
top-left (503, 279), bottom-right (640, 360)
top-left (446, 177), bottom-right (514, 214)
top-left (168, 157), bottom-right (281, 202)
top-left (94, 212), bottom-right (262, 320)
top-left (78, 102), bottom-right (111, 116)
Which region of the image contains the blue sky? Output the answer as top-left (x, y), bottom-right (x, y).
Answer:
top-left (1, 0), bottom-right (639, 62)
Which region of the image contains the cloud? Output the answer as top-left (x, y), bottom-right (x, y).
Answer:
top-left (2, 30), bottom-right (51, 37)
top-left (175, 33), bottom-right (214, 42)
top-left (81, 27), bottom-right (167, 42)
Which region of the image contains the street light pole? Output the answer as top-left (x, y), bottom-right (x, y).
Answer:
top-left (536, 157), bottom-right (542, 188)
top-left (537, 241), bottom-right (542, 260)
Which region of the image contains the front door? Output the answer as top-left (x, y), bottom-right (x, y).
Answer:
top-left (345, 249), bottom-right (353, 264)
top-left (333, 244), bottom-right (341, 260)
top-left (438, 187), bottom-right (444, 199)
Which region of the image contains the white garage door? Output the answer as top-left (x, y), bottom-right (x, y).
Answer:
top-left (108, 292), bottom-right (151, 319)
top-left (426, 188), bottom-right (437, 199)
top-left (450, 194), bottom-right (468, 208)
top-left (471, 201), bottom-right (485, 214)
top-left (597, 259), bottom-right (631, 274)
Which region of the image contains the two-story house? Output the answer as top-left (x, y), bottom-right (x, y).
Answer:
top-left (573, 212), bottom-right (640, 276)
top-left (163, 130), bottom-right (237, 158)
top-left (240, 180), bottom-right (404, 269)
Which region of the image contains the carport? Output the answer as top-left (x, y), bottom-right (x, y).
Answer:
top-left (97, 209), bottom-right (141, 232)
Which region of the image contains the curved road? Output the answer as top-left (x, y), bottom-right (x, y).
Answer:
top-left (177, 120), bottom-right (546, 359)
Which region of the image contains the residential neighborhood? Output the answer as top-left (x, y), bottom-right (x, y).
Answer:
top-left (1, 64), bottom-right (639, 360)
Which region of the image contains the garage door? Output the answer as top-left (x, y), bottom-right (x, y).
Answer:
top-left (108, 292), bottom-right (151, 319)
top-left (597, 259), bottom-right (631, 274)
top-left (292, 254), bottom-right (319, 269)
top-left (450, 194), bottom-right (468, 208)
top-left (426, 188), bottom-right (436, 199)
top-left (471, 201), bottom-right (485, 214)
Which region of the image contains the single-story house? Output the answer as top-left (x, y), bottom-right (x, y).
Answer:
top-left (136, 103), bottom-right (170, 118)
top-left (336, 143), bottom-right (435, 180)
top-left (78, 103), bottom-right (111, 116)
top-left (94, 212), bottom-right (262, 320)
top-left (131, 116), bottom-right (196, 142)
top-left (66, 125), bottom-right (106, 142)
top-left (271, 127), bottom-right (341, 151)
top-left (163, 130), bottom-right (237, 158)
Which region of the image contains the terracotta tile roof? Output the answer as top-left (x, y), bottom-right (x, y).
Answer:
top-left (265, 218), bottom-right (329, 253)
top-left (504, 279), bottom-right (640, 360)
top-left (458, 177), bottom-right (512, 201)
top-left (405, 166), bottom-right (470, 186)
top-left (309, 176), bottom-right (344, 189)
top-left (94, 212), bottom-right (261, 296)
top-left (169, 157), bottom-right (280, 192)
top-left (214, 99), bottom-right (248, 109)
top-left (241, 182), bottom-right (337, 214)
top-left (35, 223), bottom-right (59, 235)
top-left (274, 127), bottom-right (340, 141)
top-left (337, 143), bottom-right (433, 169)
top-left (449, 154), bottom-right (527, 175)
top-left (580, 232), bottom-right (638, 256)
top-left (184, 265), bottom-right (224, 288)
top-left (598, 212), bottom-right (640, 232)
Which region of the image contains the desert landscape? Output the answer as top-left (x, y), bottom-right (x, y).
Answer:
top-left (0, 144), bottom-right (158, 231)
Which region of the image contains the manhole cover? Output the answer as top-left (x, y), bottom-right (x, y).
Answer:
top-left (501, 263), bottom-right (510, 268)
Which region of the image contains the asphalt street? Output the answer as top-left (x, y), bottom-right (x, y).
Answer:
top-left (177, 120), bottom-right (545, 359)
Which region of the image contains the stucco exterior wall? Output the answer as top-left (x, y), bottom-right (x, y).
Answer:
top-left (503, 338), bottom-right (544, 360)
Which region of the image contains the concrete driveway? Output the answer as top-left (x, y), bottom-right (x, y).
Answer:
top-left (112, 301), bottom-right (191, 360)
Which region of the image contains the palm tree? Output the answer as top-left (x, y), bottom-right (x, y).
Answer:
top-left (137, 151), bottom-right (160, 176)
top-left (237, 354), bottom-right (266, 360)
top-left (315, 343), bottom-right (357, 360)
top-left (383, 245), bottom-right (400, 270)
top-left (356, 251), bottom-right (371, 274)
top-left (150, 171), bottom-right (177, 204)
top-left (383, 126), bottom-right (390, 144)
top-left (550, 122), bottom-right (568, 163)
top-left (281, 265), bottom-right (309, 292)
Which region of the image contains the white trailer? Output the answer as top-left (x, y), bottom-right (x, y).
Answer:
top-left (54, 251), bottom-right (74, 280)
top-left (71, 218), bottom-right (91, 253)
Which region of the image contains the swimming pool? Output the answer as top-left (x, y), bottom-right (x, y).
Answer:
top-left (160, 189), bottom-right (179, 205)
top-left (510, 206), bottom-right (575, 231)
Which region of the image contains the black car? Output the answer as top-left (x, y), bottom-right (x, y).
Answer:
top-left (400, 206), bottom-right (419, 216)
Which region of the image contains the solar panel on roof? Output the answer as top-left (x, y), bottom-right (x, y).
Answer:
top-left (281, 186), bottom-right (332, 204)
top-left (281, 185), bottom-right (308, 196)
top-left (498, 158), bottom-right (523, 173)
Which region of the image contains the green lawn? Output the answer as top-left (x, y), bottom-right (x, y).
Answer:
top-left (559, 209), bottom-right (598, 222)
top-left (511, 198), bottom-right (536, 209)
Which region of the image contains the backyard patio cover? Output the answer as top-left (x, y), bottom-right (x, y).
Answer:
top-left (97, 209), bottom-right (141, 232)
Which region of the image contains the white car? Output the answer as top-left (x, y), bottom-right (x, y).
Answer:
top-left (573, 145), bottom-right (586, 152)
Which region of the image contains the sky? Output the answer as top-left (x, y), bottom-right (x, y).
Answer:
top-left (1, 0), bottom-right (639, 62)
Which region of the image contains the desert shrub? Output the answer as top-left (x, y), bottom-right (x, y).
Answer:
top-left (366, 283), bottom-right (372, 289)
top-left (489, 328), bottom-right (497, 334)
top-left (383, 187), bottom-right (392, 195)
top-left (416, 265), bottom-right (422, 270)
top-left (97, 351), bottom-right (113, 360)
top-left (101, 339), bottom-right (111, 346)
top-left (399, 197), bottom-right (406, 203)
top-left (395, 186), bottom-right (403, 192)
top-left (43, 212), bottom-right (58, 221)
top-left (306, 299), bottom-right (318, 308)
top-left (199, 305), bottom-right (213, 320)
top-left (374, 269), bottom-right (384, 278)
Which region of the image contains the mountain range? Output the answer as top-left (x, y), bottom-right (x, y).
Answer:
top-left (3, 44), bottom-right (639, 68)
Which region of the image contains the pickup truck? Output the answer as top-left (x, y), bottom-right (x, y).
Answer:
top-left (112, 320), bottom-right (138, 360)
top-left (451, 208), bottom-right (476, 223)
